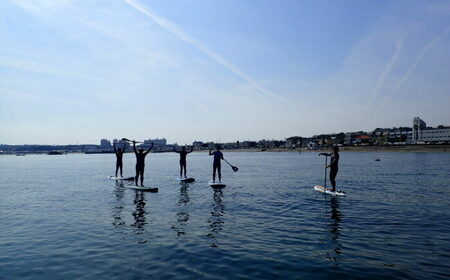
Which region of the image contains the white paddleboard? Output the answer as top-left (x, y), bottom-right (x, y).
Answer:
top-left (178, 177), bottom-right (195, 183)
top-left (209, 180), bottom-right (226, 188)
top-left (125, 185), bottom-right (158, 192)
top-left (314, 185), bottom-right (346, 196)
top-left (109, 176), bottom-right (134, 181)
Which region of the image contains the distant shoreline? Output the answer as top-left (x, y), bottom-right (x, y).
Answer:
top-left (2, 144), bottom-right (449, 155)
top-left (215, 144), bottom-right (450, 153)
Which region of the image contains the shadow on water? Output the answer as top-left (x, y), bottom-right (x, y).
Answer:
top-left (131, 191), bottom-right (148, 243)
top-left (326, 197), bottom-right (343, 263)
top-left (172, 182), bottom-right (190, 236)
top-left (207, 189), bottom-right (225, 247)
top-left (112, 180), bottom-right (125, 228)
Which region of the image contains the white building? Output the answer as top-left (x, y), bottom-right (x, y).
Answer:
top-left (412, 117), bottom-right (450, 143)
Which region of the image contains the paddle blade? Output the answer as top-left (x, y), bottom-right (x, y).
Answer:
top-left (231, 166), bottom-right (239, 172)
top-left (121, 138), bottom-right (131, 142)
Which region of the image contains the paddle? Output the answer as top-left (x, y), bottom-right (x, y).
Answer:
top-left (121, 138), bottom-right (142, 143)
top-left (223, 158), bottom-right (239, 172)
top-left (319, 153), bottom-right (331, 190)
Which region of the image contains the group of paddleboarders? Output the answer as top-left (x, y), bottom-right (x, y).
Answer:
top-left (113, 141), bottom-right (227, 186)
top-left (114, 139), bottom-right (341, 191)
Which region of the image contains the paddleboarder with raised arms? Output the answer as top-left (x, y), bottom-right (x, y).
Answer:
top-left (113, 142), bottom-right (126, 178)
top-left (326, 146), bottom-right (340, 192)
top-left (209, 145), bottom-right (224, 183)
top-left (133, 140), bottom-right (153, 186)
top-left (174, 145), bottom-right (193, 178)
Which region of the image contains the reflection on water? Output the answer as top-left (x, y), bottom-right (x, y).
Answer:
top-left (132, 192), bottom-right (147, 236)
top-left (207, 189), bottom-right (225, 247)
top-left (173, 182), bottom-right (190, 236)
top-left (112, 180), bottom-right (125, 228)
top-left (111, 180), bottom-right (149, 243)
top-left (326, 197), bottom-right (343, 263)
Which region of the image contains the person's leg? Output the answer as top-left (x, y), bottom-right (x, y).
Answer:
top-left (140, 169), bottom-right (144, 186)
top-left (213, 164), bottom-right (217, 182)
top-left (135, 165), bottom-right (139, 186)
top-left (218, 163), bottom-right (222, 182)
top-left (179, 161), bottom-right (183, 178)
top-left (183, 162), bottom-right (187, 178)
top-left (119, 162), bottom-right (123, 177)
top-left (330, 169), bottom-right (337, 191)
top-left (115, 161), bottom-right (120, 177)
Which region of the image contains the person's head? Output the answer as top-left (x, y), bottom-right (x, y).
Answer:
top-left (333, 145), bottom-right (339, 153)
top-left (138, 148), bottom-right (144, 154)
top-left (215, 144), bottom-right (221, 151)
top-left (182, 146), bottom-right (186, 152)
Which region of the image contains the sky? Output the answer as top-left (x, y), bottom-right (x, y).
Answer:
top-left (0, 0), bottom-right (449, 145)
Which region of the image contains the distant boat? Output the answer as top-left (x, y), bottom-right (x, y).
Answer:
top-left (375, 158), bottom-right (381, 161)
top-left (47, 151), bottom-right (64, 155)
top-left (16, 153), bottom-right (26, 156)
top-left (84, 150), bottom-right (115, 154)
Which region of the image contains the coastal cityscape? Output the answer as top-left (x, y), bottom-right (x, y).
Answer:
top-left (2, 117), bottom-right (449, 154)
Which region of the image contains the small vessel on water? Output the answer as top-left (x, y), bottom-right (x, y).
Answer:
top-left (15, 152), bottom-right (26, 156)
top-left (47, 151), bottom-right (64, 155)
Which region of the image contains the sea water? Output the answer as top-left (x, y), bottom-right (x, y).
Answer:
top-left (0, 152), bottom-right (449, 279)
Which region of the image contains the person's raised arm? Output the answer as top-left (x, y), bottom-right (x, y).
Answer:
top-left (145, 142), bottom-right (153, 155)
top-left (189, 146), bottom-right (193, 153)
top-left (113, 143), bottom-right (118, 154)
top-left (133, 141), bottom-right (137, 154)
top-left (173, 146), bottom-right (180, 154)
top-left (121, 142), bottom-right (127, 154)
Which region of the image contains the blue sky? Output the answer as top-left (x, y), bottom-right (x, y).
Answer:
top-left (1, 0), bottom-right (449, 145)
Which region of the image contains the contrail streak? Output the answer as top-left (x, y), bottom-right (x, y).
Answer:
top-left (122, 0), bottom-right (282, 100)
top-left (394, 29), bottom-right (449, 91)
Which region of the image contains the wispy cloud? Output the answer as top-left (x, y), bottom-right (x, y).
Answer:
top-left (0, 87), bottom-right (87, 107)
top-left (368, 36), bottom-right (403, 106)
top-left (122, 0), bottom-right (283, 100)
top-left (394, 28), bottom-right (449, 91)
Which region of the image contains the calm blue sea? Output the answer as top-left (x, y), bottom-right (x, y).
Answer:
top-left (1, 152), bottom-right (449, 280)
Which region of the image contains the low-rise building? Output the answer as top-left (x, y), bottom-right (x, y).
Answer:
top-left (412, 117), bottom-right (450, 143)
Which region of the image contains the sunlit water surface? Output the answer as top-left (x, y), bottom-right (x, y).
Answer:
top-left (1, 152), bottom-right (449, 279)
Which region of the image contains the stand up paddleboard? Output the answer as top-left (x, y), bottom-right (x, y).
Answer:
top-left (209, 180), bottom-right (226, 189)
top-left (178, 177), bottom-right (195, 183)
top-left (109, 176), bottom-right (134, 181)
top-left (314, 185), bottom-right (346, 196)
top-left (125, 185), bottom-right (158, 192)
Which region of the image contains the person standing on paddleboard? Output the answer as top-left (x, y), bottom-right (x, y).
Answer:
top-left (174, 145), bottom-right (193, 178)
top-left (326, 146), bottom-right (340, 192)
top-left (209, 146), bottom-right (224, 183)
top-left (133, 141), bottom-right (153, 186)
top-left (113, 142), bottom-right (126, 178)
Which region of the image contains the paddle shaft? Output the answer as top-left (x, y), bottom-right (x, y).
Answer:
top-left (223, 158), bottom-right (233, 167)
top-left (324, 155), bottom-right (328, 189)
top-left (223, 158), bottom-right (238, 171)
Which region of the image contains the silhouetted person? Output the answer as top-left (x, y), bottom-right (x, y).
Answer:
top-left (174, 145), bottom-right (193, 178)
top-left (326, 146), bottom-right (340, 191)
top-left (133, 141), bottom-right (153, 186)
top-left (209, 146), bottom-right (224, 183)
top-left (113, 142), bottom-right (126, 177)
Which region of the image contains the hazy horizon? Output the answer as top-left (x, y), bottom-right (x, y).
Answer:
top-left (1, 0), bottom-right (449, 145)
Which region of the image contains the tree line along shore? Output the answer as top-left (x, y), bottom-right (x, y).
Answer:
top-left (220, 144), bottom-right (450, 153)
